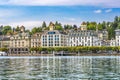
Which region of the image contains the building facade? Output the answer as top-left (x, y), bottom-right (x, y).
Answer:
top-left (68, 30), bottom-right (100, 46)
top-left (9, 32), bottom-right (31, 54)
top-left (98, 30), bottom-right (108, 40)
top-left (41, 22), bottom-right (68, 47)
top-left (110, 39), bottom-right (116, 46)
top-left (115, 29), bottom-right (120, 46)
top-left (41, 30), bottom-right (68, 47)
top-left (31, 33), bottom-right (42, 47)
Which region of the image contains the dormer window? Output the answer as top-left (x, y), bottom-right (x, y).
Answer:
top-left (48, 32), bottom-right (56, 34)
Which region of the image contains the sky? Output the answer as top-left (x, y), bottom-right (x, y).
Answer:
top-left (0, 0), bottom-right (120, 30)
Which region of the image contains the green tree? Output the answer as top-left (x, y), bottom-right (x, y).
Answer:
top-left (54, 47), bottom-right (61, 52)
top-left (118, 23), bottom-right (120, 29)
top-left (0, 48), bottom-right (9, 52)
top-left (7, 30), bottom-right (13, 35)
top-left (98, 23), bottom-right (103, 30)
top-left (114, 16), bottom-right (119, 22)
top-left (15, 26), bottom-right (20, 32)
top-left (54, 21), bottom-right (63, 30)
top-left (73, 25), bottom-right (77, 30)
top-left (44, 27), bottom-right (49, 30)
top-left (30, 47), bottom-right (35, 51)
top-left (31, 27), bottom-right (37, 34)
top-left (87, 24), bottom-right (96, 30)
top-left (86, 22), bottom-right (97, 30)
top-left (55, 25), bottom-right (63, 30)
top-left (42, 47), bottom-right (47, 51)
top-left (107, 26), bottom-right (115, 39)
top-left (25, 29), bottom-right (30, 32)
top-left (64, 24), bottom-right (72, 30)
top-left (42, 21), bottom-right (47, 28)
top-left (102, 21), bottom-right (106, 29)
top-left (31, 27), bottom-right (42, 34)
top-left (55, 21), bottom-right (59, 26)
top-left (2, 26), bottom-right (12, 35)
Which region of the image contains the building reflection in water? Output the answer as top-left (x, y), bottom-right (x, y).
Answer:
top-left (0, 56), bottom-right (120, 80)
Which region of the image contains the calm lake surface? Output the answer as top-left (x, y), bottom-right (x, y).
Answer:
top-left (0, 56), bottom-right (120, 80)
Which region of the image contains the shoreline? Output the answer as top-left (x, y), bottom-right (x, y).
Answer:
top-left (6, 53), bottom-right (120, 56)
top-left (8, 53), bottom-right (53, 56)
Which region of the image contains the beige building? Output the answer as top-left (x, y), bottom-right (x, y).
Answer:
top-left (9, 26), bottom-right (31, 54)
top-left (49, 22), bottom-right (55, 31)
top-left (98, 30), bottom-right (108, 40)
top-left (31, 33), bottom-right (42, 47)
top-left (80, 22), bottom-right (87, 31)
top-left (9, 32), bottom-right (31, 54)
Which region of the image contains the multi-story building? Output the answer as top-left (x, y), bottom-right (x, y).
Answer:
top-left (110, 39), bottom-right (116, 46)
top-left (95, 27), bottom-right (109, 46)
top-left (115, 29), bottom-right (120, 46)
top-left (31, 33), bottom-right (42, 47)
top-left (9, 32), bottom-right (31, 54)
top-left (68, 30), bottom-right (100, 46)
top-left (98, 30), bottom-right (108, 40)
top-left (9, 26), bottom-right (31, 54)
top-left (41, 23), bottom-right (68, 47)
top-left (0, 23), bottom-right (116, 54)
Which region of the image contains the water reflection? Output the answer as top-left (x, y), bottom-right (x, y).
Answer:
top-left (0, 56), bottom-right (120, 80)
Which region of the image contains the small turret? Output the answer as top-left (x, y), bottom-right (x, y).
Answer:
top-left (80, 22), bottom-right (87, 31)
top-left (20, 25), bottom-right (25, 32)
top-left (49, 22), bottom-right (55, 31)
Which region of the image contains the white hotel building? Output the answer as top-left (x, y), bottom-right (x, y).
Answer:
top-left (110, 29), bottom-right (120, 47)
top-left (41, 23), bottom-right (68, 47)
top-left (68, 30), bottom-right (100, 46)
top-left (115, 29), bottom-right (120, 46)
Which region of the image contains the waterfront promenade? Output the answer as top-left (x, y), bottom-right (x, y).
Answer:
top-left (8, 53), bottom-right (53, 56)
top-left (7, 53), bottom-right (120, 56)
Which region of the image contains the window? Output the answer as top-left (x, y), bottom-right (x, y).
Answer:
top-left (48, 32), bottom-right (56, 34)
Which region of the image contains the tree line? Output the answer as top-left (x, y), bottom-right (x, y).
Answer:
top-left (30, 46), bottom-right (119, 54)
top-left (0, 48), bottom-right (9, 52)
top-left (1, 46), bottom-right (119, 54)
top-left (0, 16), bottom-right (120, 39)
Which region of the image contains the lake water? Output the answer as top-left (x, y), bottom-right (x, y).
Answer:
top-left (0, 56), bottom-right (120, 80)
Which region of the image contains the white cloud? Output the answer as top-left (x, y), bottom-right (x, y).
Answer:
top-left (0, 9), bottom-right (15, 17)
top-left (0, 8), bottom-right (23, 18)
top-left (0, 0), bottom-right (120, 8)
top-left (7, 21), bottom-right (43, 30)
top-left (94, 10), bottom-right (102, 13)
top-left (105, 9), bottom-right (112, 13)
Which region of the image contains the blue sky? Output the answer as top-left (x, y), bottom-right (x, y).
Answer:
top-left (0, 0), bottom-right (120, 29)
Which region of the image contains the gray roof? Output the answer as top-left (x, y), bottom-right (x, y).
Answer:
top-left (0, 36), bottom-right (10, 41)
top-left (68, 30), bottom-right (98, 37)
top-left (11, 32), bottom-right (31, 37)
top-left (43, 30), bottom-right (67, 35)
